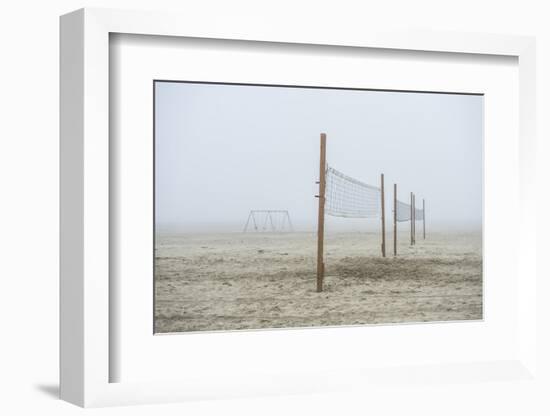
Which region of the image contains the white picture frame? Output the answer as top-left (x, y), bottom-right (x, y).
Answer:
top-left (60, 7), bottom-right (537, 408)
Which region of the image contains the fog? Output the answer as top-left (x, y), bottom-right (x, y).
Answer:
top-left (155, 82), bottom-right (482, 233)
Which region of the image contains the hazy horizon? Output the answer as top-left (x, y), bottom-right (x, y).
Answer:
top-left (155, 82), bottom-right (483, 234)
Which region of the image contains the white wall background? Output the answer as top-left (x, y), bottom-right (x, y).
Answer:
top-left (0, 1), bottom-right (548, 415)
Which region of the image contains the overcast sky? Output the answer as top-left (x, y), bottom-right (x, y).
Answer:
top-left (155, 82), bottom-right (482, 233)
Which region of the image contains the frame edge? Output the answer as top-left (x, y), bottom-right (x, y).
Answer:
top-left (59, 8), bottom-right (85, 407)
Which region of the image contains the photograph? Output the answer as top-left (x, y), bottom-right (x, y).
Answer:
top-left (154, 81), bottom-right (483, 333)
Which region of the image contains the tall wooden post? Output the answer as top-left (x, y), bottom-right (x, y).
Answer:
top-left (423, 199), bottom-right (426, 240)
top-left (410, 192), bottom-right (414, 246)
top-left (393, 183), bottom-right (397, 256)
top-left (316, 133), bottom-right (327, 292)
top-left (380, 173), bottom-right (386, 257)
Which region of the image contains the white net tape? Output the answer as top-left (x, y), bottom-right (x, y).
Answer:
top-left (325, 165), bottom-right (381, 218)
top-left (396, 200), bottom-right (411, 222)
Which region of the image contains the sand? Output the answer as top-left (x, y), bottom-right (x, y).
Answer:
top-left (154, 231), bottom-right (482, 333)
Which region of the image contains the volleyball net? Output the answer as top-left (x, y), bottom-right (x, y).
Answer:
top-left (395, 200), bottom-right (412, 222)
top-left (415, 206), bottom-right (425, 221)
top-left (325, 165), bottom-right (382, 219)
top-left (395, 197), bottom-right (424, 222)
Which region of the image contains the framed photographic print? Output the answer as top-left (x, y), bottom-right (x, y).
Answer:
top-left (152, 80), bottom-right (483, 333)
top-left (60, 8), bottom-right (538, 408)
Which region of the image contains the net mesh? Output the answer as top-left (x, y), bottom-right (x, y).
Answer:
top-left (415, 207), bottom-right (424, 221)
top-left (325, 165), bottom-right (381, 218)
top-left (395, 200), bottom-right (411, 222)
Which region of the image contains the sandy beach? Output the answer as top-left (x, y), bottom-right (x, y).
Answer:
top-left (154, 230), bottom-right (482, 333)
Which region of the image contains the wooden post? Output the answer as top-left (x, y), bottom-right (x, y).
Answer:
top-left (423, 199), bottom-right (426, 240)
top-left (316, 133), bottom-right (327, 292)
top-left (410, 192), bottom-right (413, 246)
top-left (413, 193), bottom-right (416, 245)
top-left (380, 173), bottom-right (386, 257)
top-left (393, 183), bottom-right (397, 256)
